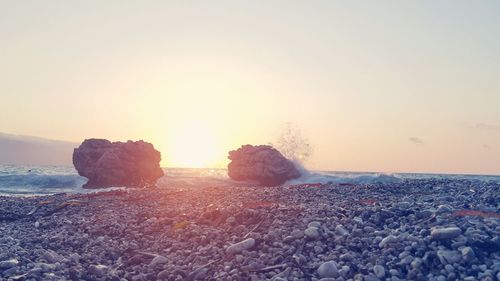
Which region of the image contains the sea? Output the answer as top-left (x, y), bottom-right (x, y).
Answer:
top-left (0, 164), bottom-right (499, 196)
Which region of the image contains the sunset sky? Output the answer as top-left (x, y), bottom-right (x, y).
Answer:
top-left (1, 1), bottom-right (499, 174)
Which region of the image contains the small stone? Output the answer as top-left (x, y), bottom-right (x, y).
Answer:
top-left (365, 275), bottom-right (381, 281)
top-left (226, 238), bottom-right (255, 254)
top-left (89, 264), bottom-right (108, 277)
top-left (235, 255), bottom-right (244, 263)
top-left (395, 201), bottom-right (411, 209)
top-left (291, 229), bottom-right (304, 239)
top-left (34, 221), bottom-right (40, 228)
top-left (150, 255), bottom-right (168, 266)
top-left (410, 258), bottom-right (422, 270)
top-left (379, 235), bottom-right (398, 248)
top-left (335, 225), bottom-right (349, 236)
top-left (437, 250), bottom-right (461, 265)
top-left (318, 261), bottom-right (339, 278)
top-left (373, 265), bottom-right (385, 278)
top-left (430, 227), bottom-right (461, 240)
top-left (308, 221), bottom-right (322, 228)
top-left (0, 259), bottom-right (19, 269)
top-left (436, 204), bottom-right (454, 214)
top-left (305, 226), bottom-right (321, 240)
top-left (340, 253), bottom-right (354, 262)
top-left (461, 247), bottom-right (475, 263)
top-left (41, 249), bottom-right (61, 263)
top-left (157, 269), bottom-right (170, 280)
top-left (340, 265), bottom-right (350, 277)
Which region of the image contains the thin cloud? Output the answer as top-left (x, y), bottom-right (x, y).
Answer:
top-left (408, 137), bottom-right (424, 145)
top-left (474, 123), bottom-right (500, 132)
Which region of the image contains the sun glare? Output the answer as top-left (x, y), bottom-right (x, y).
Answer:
top-left (167, 123), bottom-right (221, 168)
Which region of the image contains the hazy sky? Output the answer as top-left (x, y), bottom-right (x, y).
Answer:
top-left (1, 1), bottom-right (499, 174)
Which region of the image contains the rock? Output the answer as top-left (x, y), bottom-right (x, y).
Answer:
top-left (150, 255), bottom-right (168, 266)
top-left (461, 247), bottom-right (475, 263)
top-left (437, 250), bottom-right (461, 265)
top-left (226, 238), bottom-right (255, 254)
top-left (430, 227), bottom-right (461, 240)
top-left (304, 226), bottom-right (321, 239)
top-left (0, 259), bottom-right (19, 269)
top-left (227, 144), bottom-right (301, 186)
top-left (88, 264), bottom-right (108, 277)
top-left (73, 139), bottom-right (164, 188)
top-left (373, 265), bottom-right (386, 279)
top-left (317, 261), bottom-right (339, 278)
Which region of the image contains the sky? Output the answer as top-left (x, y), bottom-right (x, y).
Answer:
top-left (1, 1), bottom-right (499, 174)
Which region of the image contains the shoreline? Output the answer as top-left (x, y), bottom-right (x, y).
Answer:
top-left (1, 179), bottom-right (499, 280)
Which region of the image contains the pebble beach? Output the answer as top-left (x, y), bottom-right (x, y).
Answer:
top-left (1, 178), bottom-right (499, 281)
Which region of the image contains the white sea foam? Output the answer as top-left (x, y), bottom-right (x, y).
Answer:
top-left (0, 165), bottom-right (499, 196)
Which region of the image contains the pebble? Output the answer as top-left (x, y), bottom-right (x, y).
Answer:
top-left (437, 250), bottom-right (461, 265)
top-left (0, 178), bottom-right (497, 281)
top-left (226, 238), bottom-right (255, 254)
top-left (304, 226), bottom-right (321, 239)
top-left (0, 259), bottom-right (19, 269)
top-left (317, 261), bottom-right (339, 278)
top-left (150, 255), bottom-right (168, 266)
top-left (379, 235), bottom-right (398, 248)
top-left (373, 265), bottom-right (385, 278)
top-left (430, 227), bottom-right (462, 240)
top-left (308, 221), bottom-right (322, 228)
top-left (461, 247), bottom-right (475, 263)
top-left (340, 253), bottom-right (354, 262)
top-left (157, 269), bottom-right (170, 280)
top-left (88, 264), bottom-right (108, 277)
top-left (335, 225), bottom-right (349, 236)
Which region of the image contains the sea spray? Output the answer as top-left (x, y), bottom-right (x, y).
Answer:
top-left (269, 122), bottom-right (313, 181)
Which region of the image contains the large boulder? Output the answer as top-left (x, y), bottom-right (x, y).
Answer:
top-left (73, 139), bottom-right (164, 188)
top-left (227, 145), bottom-right (301, 186)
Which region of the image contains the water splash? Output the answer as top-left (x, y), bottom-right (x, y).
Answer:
top-left (270, 122), bottom-right (312, 166)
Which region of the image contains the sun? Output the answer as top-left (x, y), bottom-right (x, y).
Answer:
top-left (167, 123), bottom-right (221, 168)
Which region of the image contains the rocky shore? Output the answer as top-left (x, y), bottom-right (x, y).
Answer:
top-left (0, 178), bottom-right (499, 281)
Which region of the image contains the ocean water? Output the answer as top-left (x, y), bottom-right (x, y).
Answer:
top-left (0, 164), bottom-right (499, 196)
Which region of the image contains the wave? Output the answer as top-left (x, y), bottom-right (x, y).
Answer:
top-left (286, 170), bottom-right (403, 185)
top-left (0, 174), bottom-right (88, 189)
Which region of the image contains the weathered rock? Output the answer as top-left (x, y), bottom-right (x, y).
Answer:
top-left (430, 227), bottom-right (461, 240)
top-left (226, 238), bottom-right (255, 254)
top-left (227, 145), bottom-right (301, 186)
top-left (73, 139), bottom-right (164, 188)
